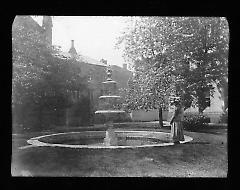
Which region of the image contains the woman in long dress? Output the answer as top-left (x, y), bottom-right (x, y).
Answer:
top-left (170, 100), bottom-right (185, 144)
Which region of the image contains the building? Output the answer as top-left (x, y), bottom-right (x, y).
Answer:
top-left (12, 16), bottom-right (132, 127)
top-left (184, 83), bottom-right (226, 123)
top-left (58, 39), bottom-right (133, 125)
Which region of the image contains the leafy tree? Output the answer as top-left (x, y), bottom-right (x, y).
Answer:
top-left (12, 16), bottom-right (88, 129)
top-left (116, 17), bottom-right (187, 126)
top-left (116, 16), bottom-right (229, 120)
top-left (119, 56), bottom-right (175, 127)
top-left (172, 17), bottom-right (229, 113)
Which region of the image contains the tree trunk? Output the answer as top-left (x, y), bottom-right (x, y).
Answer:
top-left (199, 107), bottom-right (204, 114)
top-left (159, 107), bottom-right (163, 128)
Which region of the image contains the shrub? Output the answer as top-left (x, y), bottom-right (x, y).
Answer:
top-left (219, 111), bottom-right (228, 124)
top-left (182, 114), bottom-right (210, 130)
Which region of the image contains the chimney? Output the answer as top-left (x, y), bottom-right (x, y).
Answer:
top-left (100, 59), bottom-right (108, 65)
top-left (123, 63), bottom-right (127, 70)
top-left (71, 40), bottom-right (74, 48)
top-left (68, 40), bottom-right (77, 56)
top-left (42, 16), bottom-right (53, 46)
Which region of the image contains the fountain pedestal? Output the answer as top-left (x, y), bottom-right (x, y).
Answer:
top-left (94, 66), bottom-right (131, 125)
top-left (94, 66), bottom-right (129, 146)
top-left (104, 123), bottom-right (118, 146)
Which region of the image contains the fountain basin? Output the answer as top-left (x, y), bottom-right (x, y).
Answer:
top-left (99, 95), bottom-right (121, 99)
top-left (27, 131), bottom-right (193, 149)
top-left (95, 110), bottom-right (125, 114)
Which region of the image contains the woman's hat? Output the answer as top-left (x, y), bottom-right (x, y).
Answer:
top-left (169, 96), bottom-right (181, 105)
top-left (170, 96), bottom-right (180, 102)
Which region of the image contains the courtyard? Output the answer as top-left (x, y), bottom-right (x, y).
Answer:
top-left (12, 125), bottom-right (227, 177)
top-left (12, 16), bottom-right (228, 178)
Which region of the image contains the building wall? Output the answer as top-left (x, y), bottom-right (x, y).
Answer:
top-left (185, 83), bottom-right (224, 123)
top-left (130, 110), bottom-right (169, 122)
top-left (63, 61), bottom-right (133, 125)
top-left (77, 62), bottom-right (132, 111)
top-left (130, 84), bottom-right (224, 123)
top-left (110, 65), bottom-right (133, 90)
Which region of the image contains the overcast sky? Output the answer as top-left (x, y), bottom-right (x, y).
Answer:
top-left (32, 16), bottom-right (131, 67)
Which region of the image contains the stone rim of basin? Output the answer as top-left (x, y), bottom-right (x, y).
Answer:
top-left (95, 110), bottom-right (126, 113)
top-left (25, 131), bottom-right (193, 149)
top-left (99, 95), bottom-right (121, 98)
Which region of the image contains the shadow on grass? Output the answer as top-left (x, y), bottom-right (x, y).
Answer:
top-left (187, 142), bottom-right (210, 144)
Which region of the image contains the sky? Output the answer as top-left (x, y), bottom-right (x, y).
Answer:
top-left (32, 16), bottom-right (132, 67)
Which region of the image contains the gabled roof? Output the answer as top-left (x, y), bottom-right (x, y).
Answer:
top-left (110, 64), bottom-right (132, 74)
top-left (55, 51), bottom-right (107, 67)
top-left (78, 55), bottom-right (107, 67)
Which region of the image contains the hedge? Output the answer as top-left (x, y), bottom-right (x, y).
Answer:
top-left (182, 113), bottom-right (210, 130)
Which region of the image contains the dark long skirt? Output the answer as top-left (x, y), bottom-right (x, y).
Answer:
top-left (171, 121), bottom-right (185, 142)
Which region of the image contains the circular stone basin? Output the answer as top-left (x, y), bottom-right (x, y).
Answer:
top-left (95, 110), bottom-right (125, 114)
top-left (27, 131), bottom-right (193, 149)
top-left (99, 95), bottom-right (121, 99)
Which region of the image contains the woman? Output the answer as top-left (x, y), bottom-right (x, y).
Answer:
top-left (170, 99), bottom-right (185, 144)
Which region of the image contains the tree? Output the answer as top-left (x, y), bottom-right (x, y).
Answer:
top-left (172, 17), bottom-right (229, 113)
top-left (116, 17), bottom-right (187, 127)
top-left (118, 55), bottom-right (175, 127)
top-left (116, 17), bottom-right (229, 117)
top-left (12, 16), bottom-right (88, 129)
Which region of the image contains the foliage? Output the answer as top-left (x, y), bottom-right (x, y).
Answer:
top-left (12, 16), bottom-right (88, 129)
top-left (174, 17), bottom-right (229, 112)
top-left (219, 110), bottom-right (228, 124)
top-left (119, 60), bottom-right (174, 112)
top-left (182, 113), bottom-right (210, 130)
top-left (116, 17), bottom-right (229, 113)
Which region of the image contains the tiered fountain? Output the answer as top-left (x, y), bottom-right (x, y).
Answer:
top-left (26, 66), bottom-right (193, 149)
top-left (94, 66), bottom-right (128, 145)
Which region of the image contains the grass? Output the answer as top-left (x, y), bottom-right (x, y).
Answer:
top-left (11, 127), bottom-right (227, 177)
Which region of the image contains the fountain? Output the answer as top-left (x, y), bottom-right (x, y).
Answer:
top-left (25, 65), bottom-right (193, 149)
top-left (94, 66), bottom-right (128, 146)
top-left (94, 66), bottom-right (129, 125)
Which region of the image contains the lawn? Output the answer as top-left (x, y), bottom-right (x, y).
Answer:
top-left (11, 127), bottom-right (227, 177)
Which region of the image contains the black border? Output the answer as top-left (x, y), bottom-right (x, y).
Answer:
top-left (2, 0), bottom-right (237, 189)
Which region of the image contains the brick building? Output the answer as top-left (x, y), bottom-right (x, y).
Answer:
top-left (12, 16), bottom-right (132, 127)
